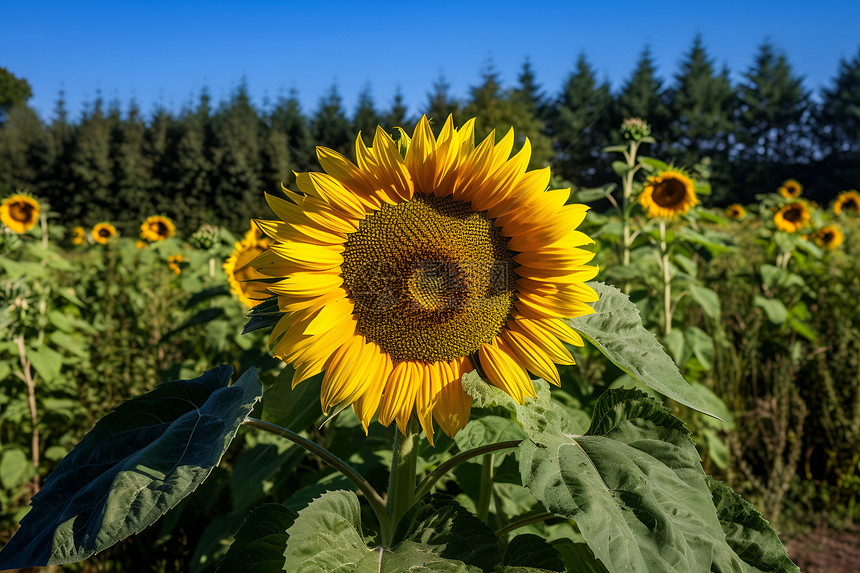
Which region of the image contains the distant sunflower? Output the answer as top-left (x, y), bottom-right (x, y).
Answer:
top-left (639, 169), bottom-right (697, 219)
top-left (224, 224), bottom-right (272, 308)
top-left (253, 116), bottom-right (598, 443)
top-left (834, 190), bottom-right (860, 215)
top-left (773, 202), bottom-right (810, 233)
top-left (140, 215), bottom-right (175, 242)
top-left (72, 226), bottom-right (85, 245)
top-left (0, 194), bottom-right (40, 233)
top-left (725, 204), bottom-right (746, 220)
top-left (136, 240), bottom-right (148, 249)
top-left (810, 225), bottom-right (843, 250)
top-left (168, 254), bottom-right (185, 274)
top-left (778, 179), bottom-right (802, 199)
top-left (92, 223), bottom-right (117, 244)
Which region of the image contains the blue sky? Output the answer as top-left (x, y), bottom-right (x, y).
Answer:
top-left (4, 0), bottom-right (859, 121)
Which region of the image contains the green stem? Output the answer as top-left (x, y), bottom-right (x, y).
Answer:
top-left (620, 140), bottom-right (640, 293)
top-left (476, 453), bottom-right (494, 523)
top-left (495, 511), bottom-right (555, 537)
top-left (384, 417), bottom-right (420, 545)
top-left (659, 219), bottom-right (672, 337)
top-left (415, 440), bottom-right (521, 499)
top-left (243, 417), bottom-right (389, 534)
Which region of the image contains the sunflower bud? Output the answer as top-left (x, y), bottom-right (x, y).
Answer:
top-left (620, 117), bottom-right (651, 141)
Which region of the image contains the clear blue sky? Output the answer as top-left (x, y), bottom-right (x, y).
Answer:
top-left (4, 0), bottom-right (859, 121)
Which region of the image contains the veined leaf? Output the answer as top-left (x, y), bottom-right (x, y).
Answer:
top-left (0, 365), bottom-right (262, 569)
top-left (215, 504), bottom-right (298, 573)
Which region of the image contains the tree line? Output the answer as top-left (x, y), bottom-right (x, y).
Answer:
top-left (1, 35), bottom-right (859, 235)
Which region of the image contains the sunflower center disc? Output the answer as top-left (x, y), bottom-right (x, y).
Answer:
top-left (784, 207), bottom-right (803, 223)
top-left (10, 201), bottom-right (34, 222)
top-left (341, 194), bottom-right (516, 363)
top-left (653, 179), bottom-right (687, 208)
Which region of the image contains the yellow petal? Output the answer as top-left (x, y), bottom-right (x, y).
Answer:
top-left (378, 361), bottom-right (420, 432)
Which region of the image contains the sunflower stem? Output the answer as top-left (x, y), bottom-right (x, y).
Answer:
top-left (659, 219), bottom-right (672, 337)
top-left (495, 511), bottom-right (555, 537)
top-left (384, 417), bottom-right (420, 545)
top-left (476, 453), bottom-right (495, 523)
top-left (243, 417), bottom-right (390, 538)
top-left (620, 139), bottom-right (641, 292)
top-left (414, 440), bottom-right (522, 500)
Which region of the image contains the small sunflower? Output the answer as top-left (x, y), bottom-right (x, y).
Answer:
top-left (167, 254), bottom-right (185, 274)
top-left (773, 202), bottom-right (811, 233)
top-left (72, 226), bottom-right (85, 245)
top-left (810, 225), bottom-right (844, 250)
top-left (833, 190), bottom-right (860, 215)
top-left (224, 224), bottom-right (272, 308)
top-left (252, 116), bottom-right (598, 443)
top-left (725, 204), bottom-right (746, 220)
top-left (0, 194), bottom-right (40, 233)
top-left (639, 169), bottom-right (697, 219)
top-left (92, 223), bottom-right (117, 244)
top-left (136, 240), bottom-right (148, 249)
top-left (778, 179), bottom-right (802, 199)
top-left (140, 215), bottom-right (175, 242)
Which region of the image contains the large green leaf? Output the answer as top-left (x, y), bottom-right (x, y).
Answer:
top-left (282, 490), bottom-right (483, 572)
top-left (215, 504), bottom-right (297, 573)
top-left (0, 365), bottom-right (262, 569)
top-left (517, 388), bottom-right (798, 573)
top-left (500, 534), bottom-right (565, 571)
top-left (688, 283), bottom-right (721, 321)
top-left (567, 282), bottom-right (718, 418)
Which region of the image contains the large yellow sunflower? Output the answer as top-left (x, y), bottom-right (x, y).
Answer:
top-left (224, 224), bottom-right (272, 308)
top-left (810, 225), bottom-right (843, 250)
top-left (725, 204), bottom-right (746, 220)
top-left (773, 202), bottom-right (810, 233)
top-left (833, 190), bottom-right (860, 215)
top-left (92, 223), bottom-right (117, 244)
top-left (0, 194), bottom-right (40, 233)
top-left (140, 215), bottom-right (175, 242)
top-left (639, 169), bottom-right (697, 219)
top-left (778, 179), bottom-right (802, 199)
top-left (252, 116), bottom-right (598, 443)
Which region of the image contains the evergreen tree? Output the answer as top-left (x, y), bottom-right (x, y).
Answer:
top-left (172, 89), bottom-right (216, 230)
top-left (311, 84), bottom-right (352, 156)
top-left (0, 105), bottom-right (45, 196)
top-left (0, 67), bottom-right (32, 124)
top-left (512, 57), bottom-right (547, 121)
top-left (383, 86), bottom-right (409, 130)
top-left (109, 98), bottom-right (153, 228)
top-left (615, 45), bottom-right (670, 139)
top-left (425, 73), bottom-right (460, 129)
top-left (353, 83), bottom-right (381, 145)
top-left (270, 88), bottom-right (314, 173)
top-left (818, 46), bottom-right (860, 160)
top-left (552, 53), bottom-right (614, 186)
top-left (42, 91), bottom-right (75, 208)
top-left (67, 93), bottom-right (113, 224)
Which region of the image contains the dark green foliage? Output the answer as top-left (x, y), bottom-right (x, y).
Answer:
top-left (0, 67), bottom-right (32, 123)
top-left (311, 83), bottom-right (352, 156)
top-left (425, 72), bottom-right (460, 128)
top-left (352, 83), bottom-right (381, 146)
top-left (614, 46), bottom-right (670, 141)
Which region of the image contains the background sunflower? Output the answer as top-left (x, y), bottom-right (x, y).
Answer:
top-left (833, 190), bottom-right (860, 215)
top-left (639, 169), bottom-right (697, 219)
top-left (140, 215), bottom-right (176, 241)
top-left (773, 201), bottom-right (811, 233)
top-left (224, 224), bottom-right (272, 307)
top-left (778, 179), bottom-right (802, 198)
top-left (725, 204), bottom-right (746, 219)
top-left (811, 225), bottom-right (844, 250)
top-left (0, 194), bottom-right (40, 233)
top-left (92, 222), bottom-right (117, 244)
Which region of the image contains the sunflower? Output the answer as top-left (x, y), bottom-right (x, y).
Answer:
top-left (92, 223), bottom-right (117, 244)
top-left (778, 179), bottom-right (802, 199)
top-left (140, 215), bottom-right (175, 242)
top-left (810, 225), bottom-right (844, 250)
top-left (639, 169), bottom-right (697, 219)
top-left (834, 190), bottom-right (860, 215)
top-left (252, 116), bottom-right (598, 443)
top-left (168, 254), bottom-right (185, 274)
top-left (0, 194), bottom-right (40, 233)
top-left (773, 202), bottom-right (811, 233)
top-left (72, 226), bottom-right (85, 245)
top-left (224, 224), bottom-right (272, 307)
top-left (725, 204), bottom-right (746, 220)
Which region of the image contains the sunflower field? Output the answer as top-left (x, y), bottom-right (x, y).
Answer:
top-left (3, 43), bottom-right (860, 569)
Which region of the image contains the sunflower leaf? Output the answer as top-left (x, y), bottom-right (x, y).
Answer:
top-left (518, 387), bottom-right (799, 573)
top-left (0, 365), bottom-right (262, 569)
top-left (501, 534), bottom-right (565, 571)
top-left (215, 503), bottom-right (297, 573)
top-left (282, 490), bottom-right (482, 572)
top-left (567, 282), bottom-right (720, 419)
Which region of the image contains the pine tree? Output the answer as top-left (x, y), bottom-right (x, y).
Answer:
top-left (172, 89), bottom-right (216, 230)
top-left (512, 57), bottom-right (547, 121)
top-left (383, 86), bottom-right (409, 130)
top-left (552, 53), bottom-right (614, 186)
top-left (270, 88), bottom-right (314, 173)
top-left (0, 67), bottom-right (32, 124)
top-left (110, 98), bottom-right (153, 229)
top-left (425, 73), bottom-right (460, 129)
top-left (311, 84), bottom-right (352, 156)
top-left (818, 46), bottom-right (860, 160)
top-left (42, 91), bottom-right (75, 208)
top-left (353, 83), bottom-right (380, 145)
top-left (68, 93), bottom-right (113, 224)
top-left (0, 106), bottom-right (45, 196)
top-left (615, 45), bottom-right (670, 139)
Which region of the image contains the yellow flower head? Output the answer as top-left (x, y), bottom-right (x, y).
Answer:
top-left (773, 202), bottom-right (810, 233)
top-left (725, 204), bottom-right (746, 220)
top-left (167, 254), bottom-right (185, 274)
top-left (778, 179), bottom-right (802, 199)
top-left (0, 194), bottom-right (40, 233)
top-left (224, 224), bottom-right (272, 308)
top-left (639, 169), bottom-right (697, 219)
top-left (140, 215), bottom-right (176, 242)
top-left (834, 190), bottom-right (860, 215)
top-left (92, 223), bottom-right (117, 244)
top-left (136, 240), bottom-right (148, 249)
top-left (252, 116), bottom-right (598, 443)
top-left (810, 225), bottom-right (844, 250)
top-left (72, 226), bottom-right (85, 245)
